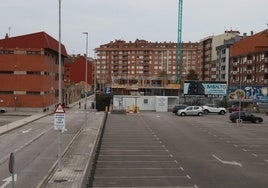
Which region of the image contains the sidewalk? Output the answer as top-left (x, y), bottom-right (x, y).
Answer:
top-left (39, 111), bottom-right (106, 188)
top-left (0, 111), bottom-right (52, 136)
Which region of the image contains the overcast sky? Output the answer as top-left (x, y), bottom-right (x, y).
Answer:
top-left (1, 0), bottom-right (267, 56)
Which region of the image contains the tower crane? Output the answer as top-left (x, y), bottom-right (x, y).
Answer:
top-left (177, 0), bottom-right (183, 84)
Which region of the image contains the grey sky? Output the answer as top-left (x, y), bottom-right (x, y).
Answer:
top-left (1, 0), bottom-right (267, 56)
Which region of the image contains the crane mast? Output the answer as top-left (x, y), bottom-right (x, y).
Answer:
top-left (177, 0), bottom-right (183, 84)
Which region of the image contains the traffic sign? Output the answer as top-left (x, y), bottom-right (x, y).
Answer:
top-left (54, 113), bottom-right (65, 131)
top-left (54, 103), bottom-right (66, 131)
top-left (105, 87), bottom-right (111, 94)
top-left (54, 103), bottom-right (65, 113)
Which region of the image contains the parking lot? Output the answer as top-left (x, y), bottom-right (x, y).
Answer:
top-left (91, 111), bottom-right (268, 188)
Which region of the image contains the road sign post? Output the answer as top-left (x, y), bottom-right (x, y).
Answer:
top-left (8, 152), bottom-right (15, 188)
top-left (54, 103), bottom-right (66, 171)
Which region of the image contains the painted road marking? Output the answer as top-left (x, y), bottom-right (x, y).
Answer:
top-left (212, 154), bottom-right (242, 167)
top-left (22, 128), bottom-right (32, 133)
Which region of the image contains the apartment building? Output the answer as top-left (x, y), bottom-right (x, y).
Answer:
top-left (180, 42), bottom-right (201, 82)
top-left (216, 36), bottom-right (243, 85)
top-left (95, 39), bottom-right (179, 95)
top-left (200, 30), bottom-right (240, 81)
top-left (95, 39), bottom-right (202, 95)
top-left (0, 32), bottom-right (67, 111)
top-left (230, 29), bottom-right (268, 86)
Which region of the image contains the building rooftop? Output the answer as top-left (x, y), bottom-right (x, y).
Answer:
top-left (0, 31), bottom-right (68, 56)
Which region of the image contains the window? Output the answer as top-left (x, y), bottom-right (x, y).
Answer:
top-left (0, 50), bottom-right (14, 54)
top-left (27, 71), bottom-right (41, 75)
top-left (27, 51), bottom-right (41, 55)
top-left (0, 91), bottom-right (13, 94)
top-left (0, 71), bottom-right (13, 74)
top-left (26, 91), bottom-right (40, 95)
top-left (144, 99), bottom-right (149, 104)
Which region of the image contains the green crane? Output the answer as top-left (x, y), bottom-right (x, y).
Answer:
top-left (177, 0), bottom-right (183, 84)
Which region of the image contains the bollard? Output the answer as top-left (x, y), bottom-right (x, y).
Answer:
top-left (105, 106), bottom-right (109, 112)
top-left (236, 119), bottom-right (243, 127)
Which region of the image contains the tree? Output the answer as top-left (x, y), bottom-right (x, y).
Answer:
top-left (186, 70), bottom-right (198, 80)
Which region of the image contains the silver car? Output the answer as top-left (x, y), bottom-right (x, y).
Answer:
top-left (177, 106), bottom-right (203, 116)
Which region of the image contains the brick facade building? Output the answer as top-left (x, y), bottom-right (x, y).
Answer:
top-left (95, 39), bottom-right (201, 95)
top-left (0, 32), bottom-right (67, 111)
top-left (64, 55), bottom-right (94, 87)
top-left (230, 29), bottom-right (268, 86)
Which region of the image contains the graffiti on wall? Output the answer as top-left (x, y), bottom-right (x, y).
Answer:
top-left (228, 86), bottom-right (268, 102)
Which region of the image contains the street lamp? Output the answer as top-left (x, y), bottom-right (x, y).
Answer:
top-left (94, 51), bottom-right (97, 110)
top-left (58, 0), bottom-right (62, 104)
top-left (57, 0), bottom-right (62, 172)
top-left (83, 32), bottom-right (88, 127)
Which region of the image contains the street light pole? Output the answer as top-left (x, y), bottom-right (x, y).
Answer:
top-left (83, 32), bottom-right (88, 128)
top-left (94, 51), bottom-right (97, 110)
top-left (58, 0), bottom-right (62, 171)
top-left (58, 0), bottom-right (62, 104)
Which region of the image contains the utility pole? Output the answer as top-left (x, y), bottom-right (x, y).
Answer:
top-left (57, 0), bottom-right (62, 171)
top-left (83, 32), bottom-right (88, 128)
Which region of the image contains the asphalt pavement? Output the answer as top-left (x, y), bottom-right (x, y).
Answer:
top-left (0, 100), bottom-right (106, 188)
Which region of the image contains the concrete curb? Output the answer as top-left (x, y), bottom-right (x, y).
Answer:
top-left (0, 111), bottom-right (53, 136)
top-left (38, 112), bottom-right (107, 188)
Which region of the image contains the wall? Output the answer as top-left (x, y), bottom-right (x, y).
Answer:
top-left (112, 95), bottom-right (180, 112)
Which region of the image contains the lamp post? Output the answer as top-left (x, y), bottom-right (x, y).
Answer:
top-left (94, 51), bottom-right (97, 110)
top-left (83, 32), bottom-right (88, 127)
top-left (57, 0), bottom-right (62, 171)
top-left (58, 0), bottom-right (62, 104)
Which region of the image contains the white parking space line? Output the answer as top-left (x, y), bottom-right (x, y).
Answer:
top-left (186, 174), bottom-right (192, 179)
top-left (252, 153), bottom-right (258, 157)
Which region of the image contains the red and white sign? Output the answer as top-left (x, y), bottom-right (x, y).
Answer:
top-left (54, 103), bottom-right (65, 113)
top-left (54, 103), bottom-right (66, 131)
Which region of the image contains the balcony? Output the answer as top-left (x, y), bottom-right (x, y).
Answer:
top-left (247, 60), bottom-right (252, 65)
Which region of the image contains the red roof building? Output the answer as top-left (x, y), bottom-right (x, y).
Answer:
top-left (0, 32), bottom-right (68, 111)
top-left (64, 55), bottom-right (94, 87)
top-left (230, 30), bottom-right (268, 86)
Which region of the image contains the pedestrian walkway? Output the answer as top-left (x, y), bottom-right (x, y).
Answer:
top-left (0, 111), bottom-right (51, 136)
top-left (39, 111), bottom-right (106, 188)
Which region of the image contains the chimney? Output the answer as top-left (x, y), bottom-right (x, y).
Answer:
top-left (5, 33), bottom-right (9, 39)
top-left (251, 31), bottom-right (254, 35)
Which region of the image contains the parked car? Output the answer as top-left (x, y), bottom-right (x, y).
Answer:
top-left (0, 108), bottom-right (6, 113)
top-left (172, 104), bottom-right (188, 114)
top-left (201, 104), bottom-right (226, 115)
top-left (229, 104), bottom-right (242, 113)
top-left (229, 111), bottom-right (263, 123)
top-left (177, 106), bottom-right (203, 116)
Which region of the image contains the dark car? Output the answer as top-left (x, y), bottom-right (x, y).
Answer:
top-left (172, 104), bottom-right (188, 114)
top-left (229, 104), bottom-right (242, 113)
top-left (0, 108), bottom-right (6, 113)
top-left (229, 111), bottom-right (263, 123)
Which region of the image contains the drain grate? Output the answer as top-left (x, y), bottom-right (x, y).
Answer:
top-left (54, 179), bottom-right (68, 183)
